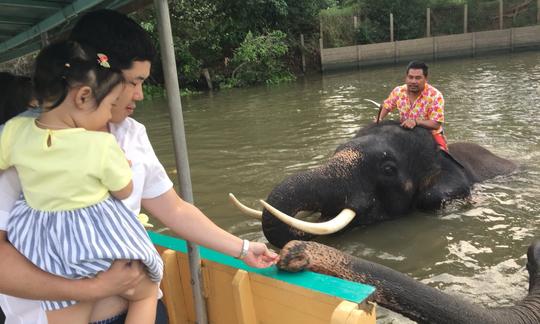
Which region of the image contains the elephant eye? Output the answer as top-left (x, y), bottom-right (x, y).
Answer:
top-left (381, 162), bottom-right (397, 177)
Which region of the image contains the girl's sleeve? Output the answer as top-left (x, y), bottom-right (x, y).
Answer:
top-left (100, 135), bottom-right (133, 192)
top-left (0, 123), bottom-right (12, 170)
top-left (0, 168), bottom-right (22, 230)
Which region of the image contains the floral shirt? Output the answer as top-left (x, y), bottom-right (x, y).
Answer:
top-left (382, 83), bottom-right (445, 133)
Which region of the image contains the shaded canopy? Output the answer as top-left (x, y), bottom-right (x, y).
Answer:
top-left (0, 0), bottom-right (151, 63)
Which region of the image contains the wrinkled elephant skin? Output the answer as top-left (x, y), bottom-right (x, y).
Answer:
top-left (279, 240), bottom-right (540, 324)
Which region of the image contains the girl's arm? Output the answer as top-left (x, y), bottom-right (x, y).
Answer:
top-left (102, 136), bottom-right (134, 200)
top-left (0, 230), bottom-right (145, 301)
top-left (110, 180), bottom-right (133, 200)
top-left (142, 188), bottom-right (278, 268)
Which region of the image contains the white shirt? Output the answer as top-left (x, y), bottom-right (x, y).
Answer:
top-left (0, 116), bottom-right (173, 324)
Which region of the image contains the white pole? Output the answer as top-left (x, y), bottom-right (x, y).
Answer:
top-left (300, 34), bottom-right (306, 73)
top-left (499, 0), bottom-right (504, 30)
top-left (153, 1), bottom-right (208, 323)
top-left (427, 8), bottom-right (431, 37)
top-left (538, 0), bottom-right (540, 23)
top-left (390, 13), bottom-right (394, 42)
top-left (464, 4), bottom-right (468, 33)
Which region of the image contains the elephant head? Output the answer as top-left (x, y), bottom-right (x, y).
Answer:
top-left (278, 240), bottom-right (540, 324)
top-left (260, 121), bottom-right (472, 248)
top-left (231, 121), bottom-right (516, 248)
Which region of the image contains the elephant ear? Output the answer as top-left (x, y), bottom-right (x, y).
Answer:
top-left (415, 150), bottom-right (472, 210)
top-left (440, 149), bottom-right (466, 170)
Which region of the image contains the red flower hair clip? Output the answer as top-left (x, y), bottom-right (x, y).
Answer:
top-left (97, 53), bottom-right (111, 68)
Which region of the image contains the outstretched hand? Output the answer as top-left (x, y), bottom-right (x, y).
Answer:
top-left (242, 241), bottom-right (279, 268)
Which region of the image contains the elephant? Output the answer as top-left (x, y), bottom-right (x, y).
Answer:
top-left (230, 120), bottom-right (516, 248)
top-left (278, 240), bottom-right (540, 324)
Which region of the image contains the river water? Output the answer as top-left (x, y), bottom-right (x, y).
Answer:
top-left (134, 51), bottom-right (540, 323)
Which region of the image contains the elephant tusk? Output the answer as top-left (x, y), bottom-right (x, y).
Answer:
top-left (259, 200), bottom-right (356, 235)
top-left (228, 193), bottom-right (262, 219)
top-left (364, 98), bottom-right (381, 108)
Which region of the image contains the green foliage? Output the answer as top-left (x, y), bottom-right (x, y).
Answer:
top-left (132, 0), bottom-right (333, 90)
top-left (320, 4), bottom-right (361, 47)
top-left (225, 31), bottom-right (295, 87)
top-left (142, 84), bottom-right (165, 101)
top-left (142, 84), bottom-right (202, 101)
top-left (356, 0), bottom-right (430, 43)
top-left (131, 0), bottom-right (540, 92)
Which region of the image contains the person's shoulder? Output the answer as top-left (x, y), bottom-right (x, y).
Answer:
top-left (394, 84), bottom-right (407, 93)
top-left (111, 117), bottom-right (147, 136)
top-left (426, 83), bottom-right (443, 96)
top-left (3, 116), bottom-right (33, 131)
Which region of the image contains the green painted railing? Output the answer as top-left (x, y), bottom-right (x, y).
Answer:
top-left (149, 231), bottom-right (375, 304)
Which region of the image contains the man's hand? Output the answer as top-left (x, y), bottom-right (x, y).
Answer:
top-left (401, 119), bottom-right (417, 129)
top-left (242, 242), bottom-right (279, 268)
top-left (87, 260), bottom-right (145, 300)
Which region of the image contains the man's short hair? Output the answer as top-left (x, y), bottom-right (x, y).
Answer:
top-left (406, 61), bottom-right (428, 77)
top-left (69, 9), bottom-right (156, 70)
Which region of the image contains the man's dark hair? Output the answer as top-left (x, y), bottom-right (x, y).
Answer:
top-left (406, 61), bottom-right (428, 77)
top-left (0, 72), bottom-right (33, 124)
top-left (69, 9), bottom-right (155, 70)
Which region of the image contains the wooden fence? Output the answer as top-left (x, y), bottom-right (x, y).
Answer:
top-left (321, 24), bottom-right (540, 71)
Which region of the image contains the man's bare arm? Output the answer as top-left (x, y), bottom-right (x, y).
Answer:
top-left (401, 119), bottom-right (441, 130)
top-left (0, 231), bottom-right (145, 301)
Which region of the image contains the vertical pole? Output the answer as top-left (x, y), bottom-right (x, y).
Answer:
top-left (537, 0), bottom-right (540, 23)
top-left (319, 37), bottom-right (324, 72)
top-left (300, 34), bottom-right (306, 73)
top-left (319, 14), bottom-right (324, 71)
top-left (464, 4), bottom-right (468, 33)
top-left (319, 17), bottom-right (324, 48)
top-left (426, 8), bottom-right (431, 37)
top-left (499, 0), bottom-right (504, 29)
top-left (390, 13), bottom-right (394, 42)
top-left (153, 1), bottom-right (208, 324)
top-left (353, 16), bottom-right (358, 46)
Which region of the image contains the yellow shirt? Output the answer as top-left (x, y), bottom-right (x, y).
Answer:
top-left (0, 117), bottom-right (132, 211)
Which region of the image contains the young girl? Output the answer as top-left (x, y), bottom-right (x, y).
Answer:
top-left (0, 41), bottom-right (162, 324)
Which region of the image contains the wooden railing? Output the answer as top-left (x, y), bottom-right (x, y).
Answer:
top-left (150, 232), bottom-right (376, 324)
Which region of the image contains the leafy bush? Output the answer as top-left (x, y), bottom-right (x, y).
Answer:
top-left (142, 84), bottom-right (165, 101)
top-left (224, 30), bottom-right (295, 87)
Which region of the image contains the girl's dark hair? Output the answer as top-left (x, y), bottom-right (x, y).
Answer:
top-left (0, 72), bottom-right (33, 124)
top-left (70, 9), bottom-right (155, 70)
top-left (33, 40), bottom-right (124, 110)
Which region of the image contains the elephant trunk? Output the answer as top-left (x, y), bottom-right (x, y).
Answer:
top-left (278, 240), bottom-right (540, 324)
top-left (262, 168), bottom-right (350, 248)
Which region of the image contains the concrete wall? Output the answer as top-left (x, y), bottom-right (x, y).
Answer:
top-left (321, 25), bottom-right (540, 71)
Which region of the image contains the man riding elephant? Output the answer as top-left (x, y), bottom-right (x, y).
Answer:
top-left (378, 61), bottom-right (448, 152)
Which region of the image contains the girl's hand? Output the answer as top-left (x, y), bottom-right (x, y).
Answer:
top-left (242, 242), bottom-right (279, 268)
